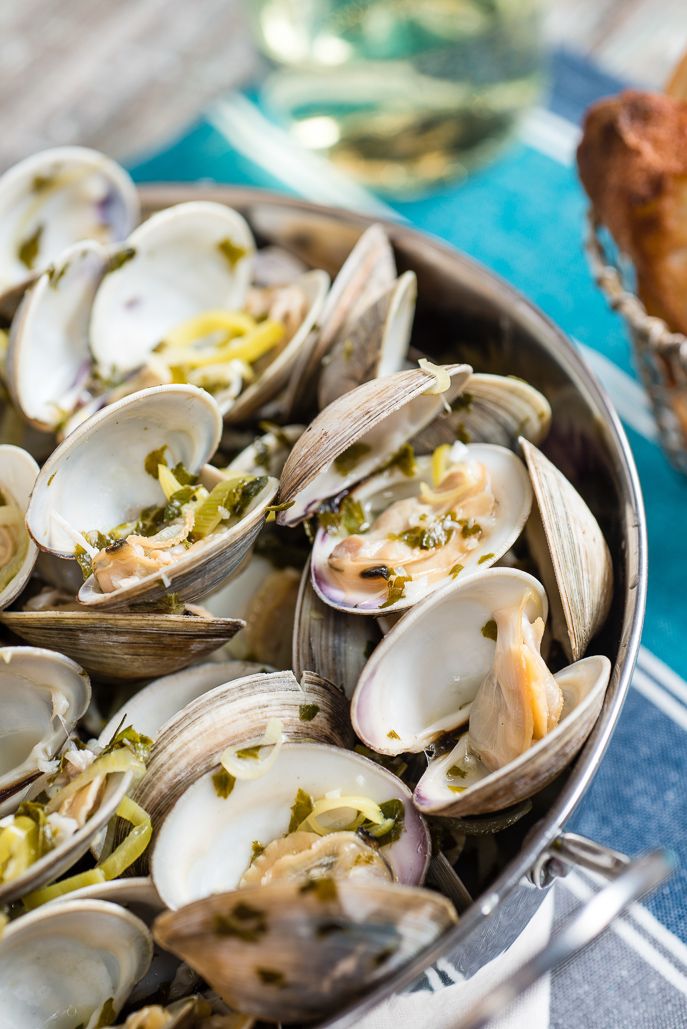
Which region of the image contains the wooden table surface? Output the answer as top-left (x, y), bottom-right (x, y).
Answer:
top-left (1, 0), bottom-right (685, 169)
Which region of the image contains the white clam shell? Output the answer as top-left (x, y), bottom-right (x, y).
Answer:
top-left (312, 444), bottom-right (533, 616)
top-left (317, 269), bottom-right (417, 410)
top-left (98, 660), bottom-right (270, 744)
top-left (90, 201), bottom-right (255, 377)
top-left (0, 645), bottom-right (91, 815)
top-left (0, 899), bottom-right (152, 1029)
top-left (277, 362), bottom-right (472, 526)
top-left (151, 742), bottom-right (431, 909)
top-left (0, 146), bottom-right (138, 301)
top-left (351, 569), bottom-right (547, 754)
top-left (224, 269), bottom-right (329, 423)
top-left (6, 240), bottom-right (108, 432)
top-left (414, 654), bottom-right (612, 817)
top-left (154, 880), bottom-right (456, 1024)
top-left (0, 444), bottom-right (39, 610)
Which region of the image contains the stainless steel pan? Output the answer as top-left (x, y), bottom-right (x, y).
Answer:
top-left (140, 186), bottom-right (657, 1025)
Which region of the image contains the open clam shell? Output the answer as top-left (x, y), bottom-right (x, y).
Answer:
top-left (312, 444), bottom-right (532, 616)
top-left (0, 444), bottom-right (39, 610)
top-left (98, 661), bottom-right (270, 744)
top-left (414, 654), bottom-right (612, 817)
top-left (90, 201), bottom-right (255, 379)
top-left (154, 880), bottom-right (456, 1024)
top-left (0, 607), bottom-right (245, 682)
top-left (317, 269), bottom-right (417, 410)
top-left (282, 223), bottom-right (397, 416)
top-left (227, 424), bottom-right (304, 478)
top-left (0, 146), bottom-right (138, 316)
top-left (151, 742), bottom-right (431, 909)
top-left (6, 240), bottom-right (108, 432)
top-left (414, 372), bottom-right (552, 452)
top-left (0, 898), bottom-right (152, 1028)
top-left (0, 645), bottom-right (91, 815)
top-left (0, 767), bottom-right (131, 905)
top-left (352, 569), bottom-right (547, 755)
top-left (26, 384), bottom-right (278, 610)
top-left (521, 438), bottom-right (613, 661)
top-left (128, 670), bottom-right (352, 838)
top-left (292, 559), bottom-right (381, 698)
top-left (224, 269), bottom-right (329, 423)
top-left (277, 363), bottom-right (472, 526)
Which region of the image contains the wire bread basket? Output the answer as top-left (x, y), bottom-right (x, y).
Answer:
top-left (585, 213), bottom-right (687, 473)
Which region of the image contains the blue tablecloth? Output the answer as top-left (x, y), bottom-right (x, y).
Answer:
top-left (128, 49), bottom-right (687, 1026)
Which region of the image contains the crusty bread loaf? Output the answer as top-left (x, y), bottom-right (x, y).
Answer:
top-left (577, 90), bottom-right (687, 336)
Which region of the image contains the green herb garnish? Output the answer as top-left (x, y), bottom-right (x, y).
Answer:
top-left (101, 725), bottom-right (153, 764)
top-left (213, 902), bottom-right (267, 942)
top-left (360, 798), bottom-right (405, 846)
top-left (217, 238), bottom-right (247, 268)
top-left (144, 446), bottom-right (169, 478)
top-left (299, 876), bottom-right (338, 902)
top-left (105, 247), bottom-right (136, 274)
top-left (288, 788), bottom-right (313, 833)
top-left (447, 764), bottom-right (467, 780)
top-left (381, 574), bottom-right (410, 609)
top-left (299, 703), bottom-right (320, 722)
top-left (478, 552), bottom-right (495, 565)
top-left (387, 730), bottom-right (400, 740)
top-left (390, 515), bottom-right (453, 551)
top-left (449, 563), bottom-right (464, 578)
top-left (334, 442), bottom-right (371, 475)
top-left (459, 519), bottom-right (482, 538)
top-left (235, 745), bottom-right (261, 760)
top-left (212, 767), bottom-right (236, 798)
top-left (377, 442), bottom-right (417, 478)
top-left (318, 495), bottom-right (368, 536)
top-left (250, 840), bottom-right (265, 862)
top-left (451, 391), bottom-right (473, 412)
top-left (481, 618), bottom-right (497, 641)
top-left (17, 223), bottom-right (43, 270)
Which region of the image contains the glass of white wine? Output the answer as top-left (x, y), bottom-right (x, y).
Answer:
top-left (247, 0), bottom-right (545, 195)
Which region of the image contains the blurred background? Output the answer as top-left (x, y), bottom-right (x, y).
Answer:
top-left (3, 0), bottom-right (685, 191)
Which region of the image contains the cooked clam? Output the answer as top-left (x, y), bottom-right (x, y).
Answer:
top-left (154, 880), bottom-right (456, 1024)
top-left (414, 655), bottom-right (611, 817)
top-left (151, 742), bottom-right (431, 909)
top-left (312, 443), bottom-right (532, 615)
top-left (317, 269), bottom-right (417, 409)
top-left (0, 146), bottom-right (138, 317)
top-left (26, 385), bottom-right (278, 610)
top-left (277, 362), bottom-right (472, 526)
top-left (0, 645), bottom-right (90, 815)
top-left (521, 438), bottom-right (613, 661)
top-left (128, 670), bottom-right (352, 838)
top-left (6, 240), bottom-right (108, 433)
top-left (0, 898), bottom-right (152, 1029)
top-left (352, 569), bottom-right (547, 754)
top-left (0, 444), bottom-right (39, 610)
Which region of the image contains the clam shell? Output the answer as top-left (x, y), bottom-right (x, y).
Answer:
top-left (6, 240), bottom-right (108, 432)
top-left (292, 558), bottom-right (381, 698)
top-left (90, 201), bottom-right (255, 377)
top-left (282, 223), bottom-right (397, 416)
top-left (128, 670), bottom-right (353, 837)
top-left (0, 608), bottom-right (244, 682)
top-left (0, 768), bottom-right (131, 904)
top-left (0, 444), bottom-right (39, 610)
top-left (154, 881), bottom-right (456, 1024)
top-left (277, 363), bottom-right (472, 526)
top-left (224, 269), bottom-right (329, 423)
top-left (414, 654), bottom-right (611, 817)
top-left (0, 146), bottom-right (138, 309)
top-left (413, 372), bottom-right (552, 452)
top-left (0, 899), bottom-right (152, 1028)
top-left (0, 645), bottom-right (91, 815)
top-left (311, 444), bottom-right (533, 616)
top-left (227, 424), bottom-right (304, 478)
top-left (317, 270), bottom-right (417, 410)
top-left (351, 569), bottom-right (547, 755)
top-left (98, 660), bottom-right (269, 744)
top-left (521, 438), bottom-right (613, 661)
top-left (151, 742), bottom-right (431, 909)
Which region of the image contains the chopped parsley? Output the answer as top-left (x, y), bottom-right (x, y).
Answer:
top-left (390, 515), bottom-right (453, 551)
top-left (478, 552), bottom-right (495, 565)
top-left (17, 223), bottom-right (43, 270)
top-left (459, 519), bottom-right (482, 538)
top-left (451, 391), bottom-right (473, 412)
top-left (105, 247), bottom-right (136, 274)
top-left (318, 495), bottom-right (369, 535)
top-left (212, 767), bottom-right (236, 798)
top-left (377, 442), bottom-right (417, 478)
top-left (288, 788), bottom-right (313, 833)
top-left (334, 442), bottom-right (371, 475)
top-left (387, 729), bottom-right (400, 740)
top-left (447, 764), bottom-right (467, 780)
top-left (250, 840), bottom-right (265, 862)
top-left (144, 446), bottom-right (169, 478)
top-left (359, 798), bottom-right (405, 846)
top-left (481, 619), bottom-right (498, 641)
top-left (299, 703), bottom-right (320, 722)
top-left (449, 562), bottom-right (464, 578)
top-left (380, 573), bottom-right (411, 609)
top-left (217, 238), bottom-right (247, 268)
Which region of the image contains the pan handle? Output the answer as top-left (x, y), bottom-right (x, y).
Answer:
top-left (454, 842), bottom-right (674, 1029)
